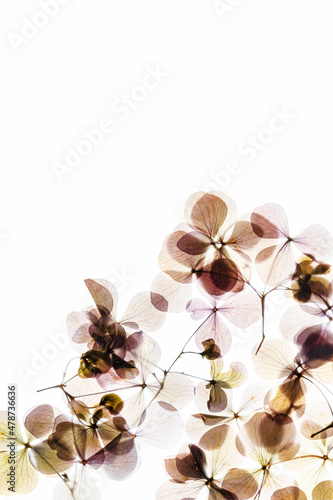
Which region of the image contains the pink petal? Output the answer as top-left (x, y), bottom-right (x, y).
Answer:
top-left (294, 224), bottom-right (333, 261)
top-left (251, 203), bottom-right (289, 239)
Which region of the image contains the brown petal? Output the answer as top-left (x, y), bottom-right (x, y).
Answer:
top-left (222, 468), bottom-right (258, 500)
top-left (84, 279), bottom-right (117, 316)
top-left (312, 481), bottom-right (333, 500)
top-left (24, 405), bottom-right (60, 439)
top-left (235, 412), bottom-right (299, 464)
top-left (177, 231), bottom-right (213, 256)
top-left (271, 487), bottom-right (307, 500)
top-left (265, 378), bottom-right (306, 417)
top-left (185, 192), bottom-right (228, 238)
top-left (195, 382), bottom-right (228, 414)
top-left (199, 257), bottom-right (244, 296)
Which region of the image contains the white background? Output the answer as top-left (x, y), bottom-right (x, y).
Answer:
top-left (1, 0), bottom-right (333, 498)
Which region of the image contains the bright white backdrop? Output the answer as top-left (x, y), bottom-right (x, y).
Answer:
top-left (1, 0), bottom-right (333, 498)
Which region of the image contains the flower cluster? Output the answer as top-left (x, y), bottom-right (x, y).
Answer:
top-left (2, 191), bottom-right (333, 499)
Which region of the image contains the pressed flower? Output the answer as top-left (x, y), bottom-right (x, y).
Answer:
top-left (251, 203), bottom-right (333, 286)
top-left (222, 412), bottom-right (300, 499)
top-left (186, 383), bottom-right (267, 442)
top-left (187, 289), bottom-right (261, 357)
top-left (195, 359), bottom-right (247, 414)
top-left (157, 424), bottom-right (244, 500)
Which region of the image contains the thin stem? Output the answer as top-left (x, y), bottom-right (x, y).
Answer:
top-left (61, 357), bottom-right (81, 384)
top-left (37, 384), bottom-right (64, 393)
top-left (28, 443), bottom-right (71, 484)
top-left (172, 371), bottom-right (210, 382)
top-left (68, 384), bottom-right (141, 399)
top-left (254, 469), bottom-right (266, 500)
top-left (255, 294), bottom-right (266, 355)
top-left (311, 422), bottom-right (333, 438)
top-left (63, 373), bottom-right (80, 385)
top-left (301, 374), bottom-right (333, 437)
top-left (276, 454), bottom-right (322, 465)
top-left (166, 311), bottom-right (214, 373)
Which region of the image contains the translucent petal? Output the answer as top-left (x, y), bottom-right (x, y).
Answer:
top-left (199, 425), bottom-right (242, 477)
top-left (185, 414), bottom-right (231, 442)
top-left (29, 441), bottom-right (73, 475)
top-left (0, 446), bottom-right (39, 495)
top-left (251, 203), bottom-right (289, 239)
top-left (102, 434), bottom-right (139, 480)
top-left (185, 192), bottom-right (228, 238)
top-left (177, 231), bottom-right (213, 256)
top-left (187, 298), bottom-right (213, 320)
top-left (209, 486), bottom-right (238, 500)
top-left (53, 465), bottom-right (101, 500)
top-left (222, 468), bottom-right (258, 500)
top-left (255, 243), bottom-right (295, 286)
top-left (64, 376), bottom-right (105, 408)
top-left (296, 324), bottom-right (333, 369)
top-left (195, 313), bottom-right (232, 357)
top-left (264, 378), bottom-right (306, 417)
top-left (120, 386), bottom-right (148, 429)
top-left (96, 418), bottom-right (123, 448)
top-left (235, 412), bottom-right (299, 465)
top-left (294, 225), bottom-right (333, 262)
top-left (158, 231), bottom-right (204, 283)
top-left (237, 383), bottom-right (268, 418)
top-left (84, 279), bottom-right (117, 316)
top-left (312, 481), bottom-right (333, 500)
top-left (174, 443), bottom-right (207, 480)
top-left (126, 331), bottom-right (161, 381)
top-left (213, 361), bottom-right (247, 389)
top-left (218, 290), bottom-right (261, 328)
top-left (199, 257), bottom-right (244, 297)
top-left (211, 191), bottom-right (238, 236)
top-left (121, 292), bottom-right (166, 332)
top-left (195, 382), bottom-right (228, 414)
top-left (226, 219), bottom-right (261, 251)
top-left (149, 372), bottom-right (195, 410)
top-left (24, 405), bottom-right (60, 439)
top-left (152, 272), bottom-right (192, 313)
top-left (298, 402), bottom-right (333, 440)
top-left (67, 310), bottom-right (96, 344)
top-left (156, 480), bottom-right (204, 500)
top-left (135, 402), bottom-right (183, 449)
top-left (280, 306), bottom-right (321, 342)
top-left (252, 339), bottom-right (296, 380)
top-left (271, 487), bottom-right (307, 500)
top-left (308, 361), bottom-right (333, 383)
top-left (288, 455), bottom-right (333, 496)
